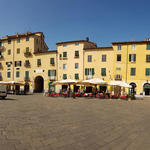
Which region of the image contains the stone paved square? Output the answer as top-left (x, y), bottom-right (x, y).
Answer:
top-left (0, 94), bottom-right (150, 150)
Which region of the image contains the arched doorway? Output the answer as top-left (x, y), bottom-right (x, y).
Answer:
top-left (129, 82), bottom-right (137, 95)
top-left (143, 83), bottom-right (150, 95)
top-left (34, 76), bottom-right (44, 93)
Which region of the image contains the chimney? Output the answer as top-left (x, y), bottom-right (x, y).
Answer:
top-left (86, 37), bottom-right (89, 42)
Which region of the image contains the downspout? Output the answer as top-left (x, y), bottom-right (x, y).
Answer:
top-left (126, 44), bottom-right (129, 82)
top-left (13, 40), bottom-right (15, 81)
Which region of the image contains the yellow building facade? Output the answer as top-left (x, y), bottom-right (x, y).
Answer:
top-left (1, 32), bottom-right (150, 96)
top-left (0, 32), bottom-right (57, 93)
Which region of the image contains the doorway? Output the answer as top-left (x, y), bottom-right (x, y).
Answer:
top-left (34, 76), bottom-right (44, 92)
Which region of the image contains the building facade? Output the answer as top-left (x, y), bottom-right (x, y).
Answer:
top-left (0, 32), bottom-right (150, 95)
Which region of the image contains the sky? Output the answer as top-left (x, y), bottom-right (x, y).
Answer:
top-left (0, 0), bottom-right (150, 50)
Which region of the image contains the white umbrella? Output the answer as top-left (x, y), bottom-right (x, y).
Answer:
top-left (52, 79), bottom-right (77, 85)
top-left (89, 78), bottom-right (107, 85)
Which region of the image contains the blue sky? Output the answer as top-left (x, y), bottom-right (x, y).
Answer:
top-left (0, 0), bottom-right (150, 50)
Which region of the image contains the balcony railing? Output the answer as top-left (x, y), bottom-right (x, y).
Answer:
top-left (0, 55), bottom-right (3, 59)
top-left (24, 63), bottom-right (30, 67)
top-left (24, 51), bottom-right (32, 57)
top-left (0, 46), bottom-right (4, 51)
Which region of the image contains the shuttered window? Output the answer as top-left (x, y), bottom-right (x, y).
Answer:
top-left (145, 68), bottom-right (150, 76)
top-left (130, 68), bottom-right (136, 76)
top-left (147, 44), bottom-right (150, 50)
top-left (75, 73), bottom-right (79, 79)
top-left (63, 74), bottom-right (67, 79)
top-left (101, 68), bottom-right (106, 76)
top-left (48, 70), bottom-right (56, 76)
top-left (129, 54), bottom-right (136, 62)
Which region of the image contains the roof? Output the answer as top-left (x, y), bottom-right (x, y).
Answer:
top-left (84, 46), bottom-right (113, 50)
top-left (112, 40), bottom-right (150, 45)
top-left (56, 40), bottom-right (87, 45)
top-left (0, 32), bottom-right (44, 41)
top-left (34, 50), bottom-right (57, 54)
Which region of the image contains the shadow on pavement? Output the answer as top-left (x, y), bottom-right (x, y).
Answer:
top-left (0, 98), bottom-right (17, 101)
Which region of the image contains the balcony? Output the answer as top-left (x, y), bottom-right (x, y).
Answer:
top-left (49, 76), bottom-right (56, 81)
top-left (0, 55), bottom-right (3, 59)
top-left (50, 63), bottom-right (55, 66)
top-left (24, 51), bottom-right (32, 57)
top-left (0, 64), bottom-right (3, 69)
top-left (24, 62), bottom-right (31, 67)
top-left (86, 75), bottom-right (92, 80)
top-left (24, 77), bottom-right (30, 81)
top-left (0, 46), bottom-right (4, 51)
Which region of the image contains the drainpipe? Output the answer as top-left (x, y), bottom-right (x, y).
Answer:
top-left (12, 40), bottom-right (15, 81)
top-left (126, 44), bottom-right (129, 82)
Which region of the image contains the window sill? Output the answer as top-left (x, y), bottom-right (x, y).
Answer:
top-left (74, 56), bottom-right (79, 58)
top-left (62, 57), bottom-right (68, 60)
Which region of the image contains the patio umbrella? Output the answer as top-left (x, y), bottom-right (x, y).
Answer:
top-left (52, 79), bottom-right (77, 85)
top-left (89, 78), bottom-right (107, 85)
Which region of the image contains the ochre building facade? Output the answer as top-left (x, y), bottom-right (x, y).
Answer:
top-left (0, 32), bottom-right (150, 95)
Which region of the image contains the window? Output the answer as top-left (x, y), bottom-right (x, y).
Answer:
top-left (117, 44), bottom-right (122, 50)
top-left (75, 63), bottom-right (79, 69)
top-left (88, 55), bottom-right (92, 62)
top-left (25, 60), bottom-right (30, 66)
top-left (132, 44), bottom-right (136, 50)
top-left (17, 48), bottom-right (20, 54)
top-left (75, 43), bottom-right (79, 46)
top-left (0, 42), bottom-right (2, 47)
top-left (63, 64), bottom-right (67, 70)
top-left (26, 37), bottom-right (29, 41)
top-left (25, 71), bottom-right (29, 80)
top-left (48, 70), bottom-right (56, 76)
top-left (26, 47), bottom-right (29, 52)
top-left (117, 54), bottom-right (121, 61)
top-left (101, 68), bottom-right (106, 76)
top-left (63, 44), bottom-right (67, 47)
top-left (0, 52), bottom-right (2, 58)
top-left (75, 51), bottom-right (79, 57)
top-left (129, 54), bottom-right (136, 62)
top-left (130, 68), bottom-right (136, 76)
top-left (63, 52), bottom-right (67, 58)
top-left (15, 61), bottom-right (22, 67)
top-left (17, 39), bottom-right (20, 43)
top-left (146, 55), bottom-right (150, 62)
top-left (116, 67), bottom-right (121, 71)
top-left (145, 68), bottom-right (150, 76)
top-left (37, 59), bottom-right (41, 66)
top-left (59, 54), bottom-right (62, 58)
top-left (147, 44), bottom-right (150, 50)
top-left (8, 49), bottom-right (11, 55)
top-left (102, 55), bottom-right (106, 62)
top-left (50, 58), bottom-right (55, 65)
top-left (63, 74), bottom-right (67, 79)
top-left (6, 62), bottom-right (12, 67)
top-left (16, 71), bottom-right (20, 78)
top-left (7, 72), bottom-right (11, 78)
top-left (75, 73), bottom-right (79, 79)
top-left (8, 40), bottom-right (11, 44)
top-left (85, 68), bottom-right (94, 75)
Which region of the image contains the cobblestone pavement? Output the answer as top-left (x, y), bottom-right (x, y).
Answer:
top-left (0, 95), bottom-right (150, 150)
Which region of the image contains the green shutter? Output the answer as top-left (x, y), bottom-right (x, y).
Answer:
top-left (75, 74), bottom-right (79, 79)
top-left (147, 44), bottom-right (150, 50)
top-left (48, 70), bottom-right (50, 76)
top-left (101, 68), bottom-right (106, 76)
top-left (92, 68), bottom-right (94, 75)
top-left (146, 68), bottom-right (150, 76)
top-left (63, 74), bottom-right (67, 79)
top-left (54, 70), bottom-right (56, 76)
top-left (85, 68), bottom-right (87, 75)
top-left (7, 72), bottom-right (11, 78)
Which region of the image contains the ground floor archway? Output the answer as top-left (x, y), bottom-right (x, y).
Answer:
top-left (34, 76), bottom-right (44, 93)
top-left (129, 82), bottom-right (137, 95)
top-left (143, 83), bottom-right (150, 95)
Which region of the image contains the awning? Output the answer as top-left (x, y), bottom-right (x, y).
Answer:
top-left (144, 86), bottom-right (150, 89)
top-left (48, 81), bottom-right (54, 85)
